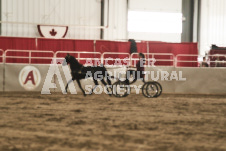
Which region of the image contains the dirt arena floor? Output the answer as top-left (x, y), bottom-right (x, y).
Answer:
top-left (0, 92), bottom-right (225, 151)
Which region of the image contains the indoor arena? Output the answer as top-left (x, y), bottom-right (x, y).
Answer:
top-left (0, 0), bottom-right (226, 151)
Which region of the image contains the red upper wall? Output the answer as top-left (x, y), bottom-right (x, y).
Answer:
top-left (0, 36), bottom-right (198, 55)
top-left (0, 36), bottom-right (198, 66)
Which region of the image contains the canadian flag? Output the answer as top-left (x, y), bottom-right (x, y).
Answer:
top-left (37, 25), bottom-right (68, 38)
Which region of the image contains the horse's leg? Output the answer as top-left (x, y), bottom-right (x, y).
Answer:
top-left (126, 70), bottom-right (137, 85)
top-left (89, 78), bottom-right (98, 95)
top-left (76, 79), bottom-right (86, 96)
top-left (65, 78), bottom-right (74, 93)
top-left (103, 69), bottom-right (112, 93)
top-left (101, 79), bottom-right (112, 96)
top-left (105, 72), bottom-right (112, 86)
top-left (106, 72), bottom-right (113, 94)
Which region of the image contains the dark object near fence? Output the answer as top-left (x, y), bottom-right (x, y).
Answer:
top-left (211, 44), bottom-right (226, 50)
top-left (209, 45), bottom-right (226, 67)
top-left (129, 39), bottom-right (137, 54)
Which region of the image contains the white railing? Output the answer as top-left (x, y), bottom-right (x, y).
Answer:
top-left (55, 51), bottom-right (102, 66)
top-left (5, 50), bottom-right (54, 64)
top-left (101, 52), bottom-right (130, 66)
top-left (0, 49), bottom-right (4, 63)
top-left (176, 54), bottom-right (200, 67)
top-left (131, 53), bottom-right (175, 66)
top-left (2, 50), bottom-right (226, 67)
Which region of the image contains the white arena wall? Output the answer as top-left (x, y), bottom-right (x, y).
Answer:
top-left (145, 67), bottom-right (226, 94)
top-left (1, 64), bottom-right (226, 95)
top-left (4, 64), bottom-right (52, 92)
top-left (45, 65), bottom-right (126, 94)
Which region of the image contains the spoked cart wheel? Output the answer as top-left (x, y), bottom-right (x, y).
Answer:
top-left (112, 80), bottom-right (130, 98)
top-left (142, 82), bottom-right (159, 98)
top-left (148, 82), bottom-right (162, 97)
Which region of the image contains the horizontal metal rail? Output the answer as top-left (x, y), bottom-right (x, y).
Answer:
top-left (131, 53), bottom-right (175, 66)
top-left (101, 52), bottom-right (130, 66)
top-left (2, 50), bottom-right (226, 67)
top-left (5, 50), bottom-right (54, 64)
top-left (55, 51), bottom-right (102, 65)
top-left (0, 21), bottom-right (108, 29)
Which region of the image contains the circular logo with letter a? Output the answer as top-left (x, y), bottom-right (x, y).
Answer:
top-left (19, 66), bottom-right (41, 90)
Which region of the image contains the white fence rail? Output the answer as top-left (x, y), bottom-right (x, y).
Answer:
top-left (1, 49), bottom-right (226, 68)
top-left (102, 52), bottom-right (130, 66)
top-left (55, 51), bottom-right (102, 66)
top-left (5, 50), bottom-right (54, 64)
top-left (131, 53), bottom-right (175, 67)
top-left (175, 54), bottom-right (200, 67)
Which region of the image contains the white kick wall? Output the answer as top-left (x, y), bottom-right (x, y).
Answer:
top-left (2, 64), bottom-right (226, 95)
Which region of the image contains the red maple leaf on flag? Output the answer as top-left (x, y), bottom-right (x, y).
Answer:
top-left (50, 29), bottom-right (57, 36)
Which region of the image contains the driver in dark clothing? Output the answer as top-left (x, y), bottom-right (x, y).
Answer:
top-left (125, 53), bottom-right (146, 84)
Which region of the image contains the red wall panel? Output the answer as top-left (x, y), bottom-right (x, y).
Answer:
top-left (136, 42), bottom-right (147, 53)
top-left (37, 38), bottom-right (94, 52)
top-left (37, 39), bottom-right (95, 64)
top-left (148, 42), bottom-right (198, 67)
top-left (0, 36), bottom-right (36, 50)
top-left (96, 40), bottom-right (130, 65)
top-left (172, 43), bottom-right (198, 67)
top-left (96, 40), bottom-right (130, 53)
top-left (0, 37), bottom-right (199, 66)
top-left (37, 38), bottom-right (74, 52)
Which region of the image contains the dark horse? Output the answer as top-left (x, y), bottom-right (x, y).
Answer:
top-left (63, 54), bottom-right (112, 96)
